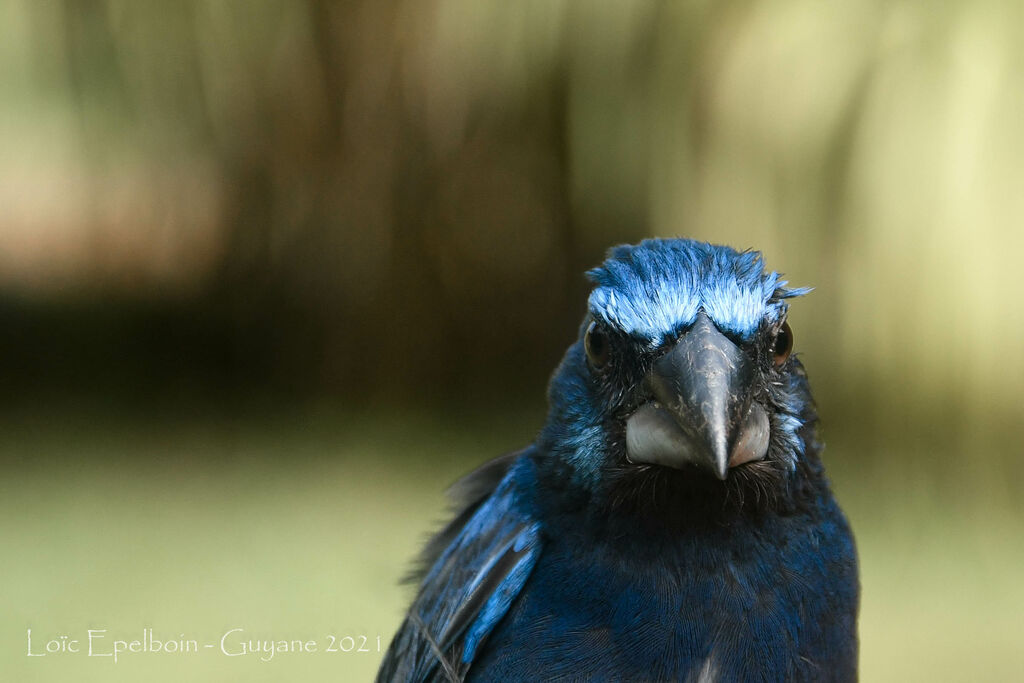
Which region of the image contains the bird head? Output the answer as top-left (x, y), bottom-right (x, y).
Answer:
top-left (537, 239), bottom-right (820, 519)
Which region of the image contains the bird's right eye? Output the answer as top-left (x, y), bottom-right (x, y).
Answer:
top-left (773, 320), bottom-right (793, 366)
top-left (584, 322), bottom-right (611, 369)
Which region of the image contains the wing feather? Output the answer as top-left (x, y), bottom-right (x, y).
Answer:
top-left (378, 453), bottom-right (541, 682)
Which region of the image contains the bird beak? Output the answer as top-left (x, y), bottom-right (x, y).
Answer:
top-left (625, 311), bottom-right (770, 479)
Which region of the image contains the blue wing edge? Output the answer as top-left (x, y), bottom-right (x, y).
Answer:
top-left (377, 451), bottom-right (542, 683)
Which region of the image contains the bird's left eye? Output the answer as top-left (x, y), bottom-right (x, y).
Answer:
top-left (584, 322), bottom-right (611, 369)
top-left (773, 321), bottom-right (793, 367)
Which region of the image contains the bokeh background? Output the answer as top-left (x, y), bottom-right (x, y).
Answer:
top-left (3, 1), bottom-right (1023, 680)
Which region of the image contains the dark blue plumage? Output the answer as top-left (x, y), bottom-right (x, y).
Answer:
top-left (379, 239), bottom-right (859, 682)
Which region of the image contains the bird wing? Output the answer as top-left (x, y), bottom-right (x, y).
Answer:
top-left (377, 452), bottom-right (542, 683)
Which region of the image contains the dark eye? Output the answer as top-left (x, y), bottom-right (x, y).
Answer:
top-left (773, 321), bottom-right (793, 367)
top-left (584, 322), bottom-right (610, 369)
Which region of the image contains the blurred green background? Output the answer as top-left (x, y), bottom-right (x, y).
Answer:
top-left (2, 1), bottom-right (1022, 680)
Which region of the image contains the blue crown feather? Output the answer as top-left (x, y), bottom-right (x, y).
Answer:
top-left (587, 239), bottom-right (810, 345)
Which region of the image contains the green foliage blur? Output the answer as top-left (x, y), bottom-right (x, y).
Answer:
top-left (1, 1), bottom-right (1022, 680)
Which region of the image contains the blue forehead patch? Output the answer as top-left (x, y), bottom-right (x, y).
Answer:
top-left (587, 239), bottom-right (809, 345)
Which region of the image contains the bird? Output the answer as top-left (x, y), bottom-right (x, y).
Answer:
top-left (378, 238), bottom-right (859, 682)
